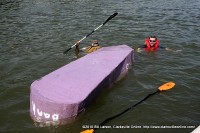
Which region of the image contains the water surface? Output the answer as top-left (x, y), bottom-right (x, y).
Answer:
top-left (0, 0), bottom-right (199, 133)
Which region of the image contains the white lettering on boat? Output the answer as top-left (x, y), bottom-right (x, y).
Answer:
top-left (32, 101), bottom-right (59, 121)
top-left (44, 112), bottom-right (50, 118)
top-left (126, 63), bottom-right (131, 70)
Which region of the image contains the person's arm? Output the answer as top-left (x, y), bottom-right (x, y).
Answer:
top-left (75, 42), bottom-right (80, 55)
top-left (80, 47), bottom-right (88, 51)
top-left (165, 47), bottom-right (182, 52)
top-left (165, 47), bottom-right (173, 51)
top-left (137, 45), bottom-right (146, 52)
top-left (158, 46), bottom-right (172, 51)
top-left (159, 46), bottom-right (182, 52)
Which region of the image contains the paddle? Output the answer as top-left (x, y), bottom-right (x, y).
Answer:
top-left (63, 12), bottom-right (118, 54)
top-left (80, 82), bottom-right (175, 133)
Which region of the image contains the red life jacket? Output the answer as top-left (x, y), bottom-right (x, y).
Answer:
top-left (145, 38), bottom-right (160, 52)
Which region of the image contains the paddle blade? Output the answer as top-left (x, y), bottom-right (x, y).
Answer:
top-left (80, 129), bottom-right (94, 133)
top-left (158, 82), bottom-right (175, 91)
top-left (103, 12), bottom-right (118, 25)
top-left (63, 47), bottom-right (72, 54)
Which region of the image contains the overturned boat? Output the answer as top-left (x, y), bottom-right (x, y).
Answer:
top-left (30, 44), bottom-right (134, 125)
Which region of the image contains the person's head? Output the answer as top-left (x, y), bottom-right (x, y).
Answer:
top-left (91, 40), bottom-right (99, 46)
top-left (149, 36), bottom-right (157, 46)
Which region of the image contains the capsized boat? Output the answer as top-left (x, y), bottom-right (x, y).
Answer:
top-left (30, 44), bottom-right (134, 125)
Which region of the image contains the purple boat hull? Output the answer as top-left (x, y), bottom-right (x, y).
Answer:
top-left (30, 45), bottom-right (134, 125)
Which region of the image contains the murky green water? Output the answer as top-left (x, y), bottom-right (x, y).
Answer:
top-left (0, 0), bottom-right (199, 133)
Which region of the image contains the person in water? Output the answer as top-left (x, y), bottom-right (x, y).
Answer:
top-left (137, 36), bottom-right (173, 52)
top-left (75, 40), bottom-right (101, 55)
